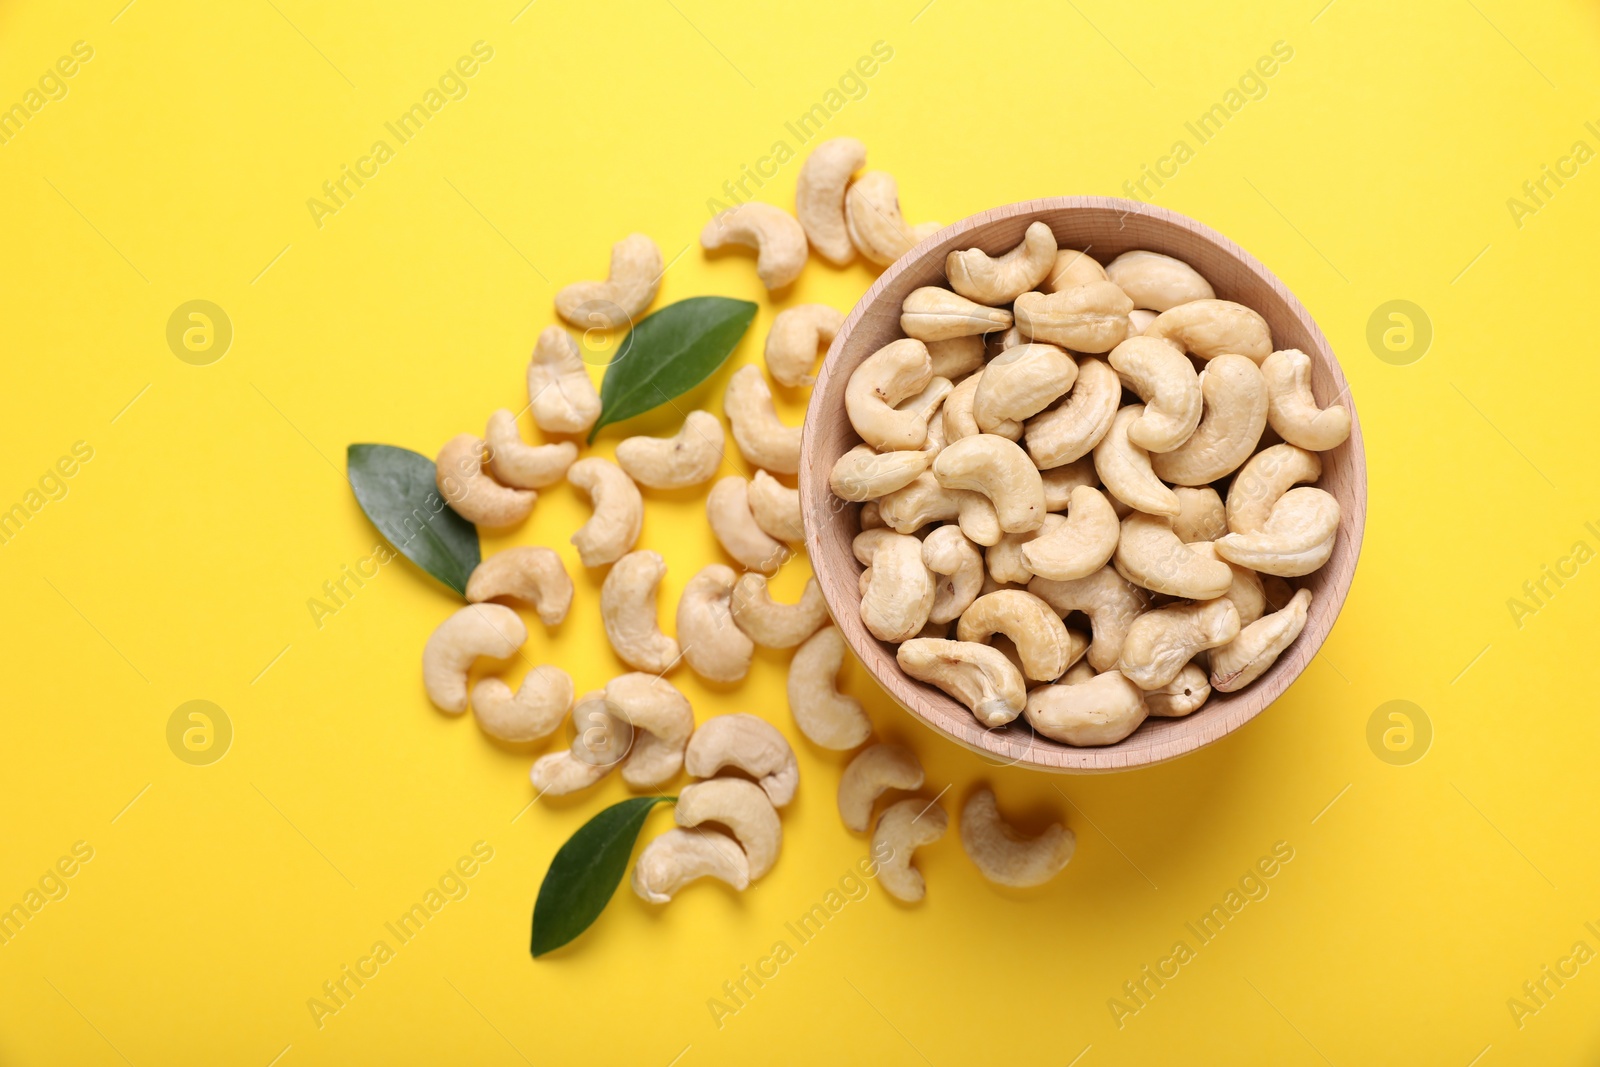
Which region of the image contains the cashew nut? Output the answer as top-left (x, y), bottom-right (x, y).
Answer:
top-left (765, 304), bottom-right (844, 387)
top-left (730, 573), bottom-right (827, 648)
top-left (683, 713), bottom-right (799, 807)
top-left (569, 689), bottom-right (634, 768)
top-left (599, 550), bottom-right (680, 673)
top-left (605, 671), bottom-right (695, 788)
top-left (830, 444), bottom-right (932, 502)
top-left (1214, 487), bottom-right (1339, 576)
top-left (842, 338), bottom-right (932, 451)
top-left (795, 137), bottom-right (866, 266)
top-left (1093, 405), bottom-right (1180, 517)
top-left (1113, 512), bottom-right (1234, 600)
top-left (838, 744), bottom-right (924, 834)
top-left (1109, 336), bottom-right (1203, 453)
top-left (1028, 566), bottom-right (1149, 672)
top-left (877, 471), bottom-right (960, 533)
top-left (422, 604), bottom-right (527, 713)
top-left (895, 374), bottom-right (953, 430)
top-left (1013, 280), bottom-right (1132, 353)
top-left (872, 797), bottom-right (947, 903)
top-left (568, 457), bottom-right (643, 566)
top-left (1117, 599), bottom-right (1241, 690)
top-left (1040, 457), bottom-right (1099, 511)
top-left (465, 546), bottom-right (574, 627)
top-left (922, 524), bottom-right (984, 623)
top-left (860, 532), bottom-right (936, 642)
top-left (1024, 669), bottom-right (1148, 746)
top-left (748, 469), bottom-right (803, 543)
top-left (789, 626), bottom-right (871, 749)
top-left (926, 335), bottom-right (986, 380)
top-left (1020, 484), bottom-right (1119, 581)
top-left (1261, 348), bottom-right (1351, 451)
top-left (900, 286), bottom-right (1013, 343)
top-left (484, 410), bottom-right (578, 489)
top-left (725, 365), bottom-right (803, 474)
top-left (554, 233), bottom-right (663, 329)
top-left (701, 202), bottom-right (808, 290)
top-left (435, 434), bottom-right (536, 528)
top-left (470, 665), bottom-right (574, 742)
top-left (1226, 444), bottom-right (1322, 534)
top-left (896, 638), bottom-right (1026, 727)
top-left (1104, 250), bottom-right (1216, 312)
top-left (845, 170), bottom-right (920, 266)
top-left (956, 590), bottom-right (1080, 682)
top-left (1043, 248), bottom-right (1107, 292)
top-left (1023, 356), bottom-right (1120, 468)
top-left (859, 499), bottom-right (884, 530)
top-left (677, 564), bottom-right (755, 684)
top-left (675, 778), bottom-right (782, 880)
top-left (632, 828), bottom-right (750, 903)
top-left (707, 476), bottom-right (787, 574)
top-left (933, 434), bottom-right (1046, 534)
top-left (1143, 299), bottom-right (1272, 362)
top-left (946, 221), bottom-right (1057, 304)
top-left (1172, 486), bottom-right (1228, 544)
top-left (1151, 355), bottom-right (1270, 486)
top-left (1146, 662), bottom-right (1211, 717)
top-left (1187, 541), bottom-right (1266, 626)
top-left (959, 788), bottom-right (1074, 888)
top-left (615, 410), bottom-right (725, 489)
top-left (974, 344), bottom-right (1078, 432)
top-left (526, 326), bottom-right (602, 434)
top-left (530, 749), bottom-right (612, 797)
top-left (1210, 589), bottom-right (1313, 692)
top-left (944, 369), bottom-right (1020, 442)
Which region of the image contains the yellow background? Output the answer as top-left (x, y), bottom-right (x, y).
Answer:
top-left (2, 0), bottom-right (1597, 1063)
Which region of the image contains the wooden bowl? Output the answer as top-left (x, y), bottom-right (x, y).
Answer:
top-left (799, 197), bottom-right (1366, 773)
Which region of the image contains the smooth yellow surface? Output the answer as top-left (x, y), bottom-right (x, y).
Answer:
top-left (2, 0), bottom-right (1598, 1063)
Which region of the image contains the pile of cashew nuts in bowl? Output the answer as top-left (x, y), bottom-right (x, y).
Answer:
top-left (832, 222), bottom-right (1351, 749)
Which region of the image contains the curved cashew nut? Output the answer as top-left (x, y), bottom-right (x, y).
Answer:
top-left (568, 457), bottom-right (643, 566)
top-left (1210, 589), bottom-right (1313, 692)
top-left (701, 202), bottom-right (807, 290)
top-left (1113, 512), bottom-right (1235, 600)
top-left (1014, 281), bottom-right (1132, 353)
top-left (1109, 336), bottom-right (1203, 453)
top-left (932, 434), bottom-right (1046, 534)
top-left (1226, 444), bottom-right (1322, 535)
top-left (845, 338), bottom-right (933, 450)
top-left (1187, 541), bottom-right (1266, 626)
top-left (1024, 356), bottom-right (1121, 469)
top-left (974, 344), bottom-right (1078, 432)
top-left (422, 604), bottom-right (527, 713)
top-left (829, 444), bottom-right (931, 502)
top-left (923, 524), bottom-right (984, 623)
top-left (859, 532), bottom-right (935, 642)
top-left (945, 370), bottom-right (1020, 442)
top-left (1118, 599), bottom-right (1241, 690)
top-left (606, 672), bottom-right (695, 788)
top-left (765, 304), bottom-right (844, 387)
top-left (873, 797), bottom-right (947, 903)
top-left (1214, 487), bottom-right (1339, 577)
top-left (789, 626), bottom-right (871, 749)
top-left (1262, 348), bottom-right (1351, 451)
top-left (1104, 250), bottom-right (1216, 312)
top-left (1172, 486), bottom-right (1228, 544)
top-left (959, 788), bottom-right (1075, 887)
top-left (946, 221), bottom-right (1057, 305)
top-left (795, 137), bottom-right (866, 266)
top-left (878, 471), bottom-right (959, 533)
top-left (956, 590), bottom-right (1080, 682)
top-left (838, 744), bottom-right (924, 834)
top-left (747, 469), bottom-right (802, 543)
top-left (1044, 248), bottom-right (1107, 292)
top-left (632, 828), bottom-right (750, 904)
top-left (466, 547), bottom-right (574, 627)
top-left (1040, 457), bottom-right (1098, 510)
top-left (569, 689), bottom-right (634, 768)
top-left (484, 410), bottom-right (577, 489)
top-left (1024, 669), bottom-right (1148, 746)
top-left (1144, 299), bottom-right (1272, 362)
top-left (526, 326), bottom-right (601, 434)
top-left (1151, 355), bottom-right (1270, 486)
top-left (435, 434), bottom-right (535, 528)
top-left (900, 286), bottom-right (1013, 343)
top-left (1028, 566), bottom-right (1149, 672)
top-left (677, 564), bottom-right (755, 684)
top-left (1146, 662), bottom-right (1211, 717)
top-left (707, 476), bottom-right (787, 573)
top-left (1020, 484), bottom-right (1119, 581)
top-left (730, 573), bottom-right (827, 649)
top-left (615, 410), bottom-right (724, 489)
top-left (896, 638), bottom-right (1026, 727)
top-left (530, 749), bottom-right (612, 797)
top-left (554, 233), bottom-right (663, 329)
top-left (844, 170), bottom-right (920, 266)
top-left (599, 550), bottom-right (680, 673)
top-left (675, 778), bottom-right (782, 880)
top-left (725, 365), bottom-right (802, 474)
top-left (470, 665), bottom-right (574, 742)
top-left (926, 335), bottom-right (985, 380)
top-left (683, 713), bottom-right (798, 807)
top-left (1093, 405), bottom-right (1180, 517)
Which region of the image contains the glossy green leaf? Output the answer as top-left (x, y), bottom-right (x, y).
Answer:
top-left (531, 795), bottom-right (675, 957)
top-left (346, 444), bottom-right (480, 596)
top-left (588, 296), bottom-right (757, 443)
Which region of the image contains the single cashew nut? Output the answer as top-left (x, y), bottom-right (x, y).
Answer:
top-left (897, 638), bottom-right (1026, 727)
top-left (632, 828), bottom-right (750, 904)
top-left (1028, 566), bottom-right (1150, 672)
top-left (956, 590), bottom-right (1080, 682)
top-left (465, 547), bottom-right (574, 627)
top-left (765, 304), bottom-right (844, 387)
top-left (846, 339), bottom-right (935, 449)
top-left (926, 335), bottom-right (986, 380)
top-left (615, 410), bottom-right (725, 489)
top-left (1187, 541), bottom-right (1267, 626)
top-left (1105, 250), bottom-right (1216, 312)
top-left (526, 326), bottom-right (602, 434)
top-left (470, 665), bottom-right (574, 742)
top-left (946, 221), bottom-right (1057, 305)
top-left (830, 444), bottom-right (932, 502)
top-left (747, 469), bottom-right (803, 543)
top-left (873, 797), bottom-right (948, 903)
top-left (959, 788), bottom-right (1075, 887)
top-left (922, 524), bottom-right (985, 623)
top-left (599, 550), bottom-right (680, 673)
top-left (789, 626), bottom-right (872, 749)
top-left (1113, 512), bottom-right (1235, 600)
top-left (1109, 336), bottom-right (1203, 453)
top-left (1093, 405), bottom-right (1180, 517)
top-left (725, 365), bottom-right (803, 474)
top-left (1024, 669), bottom-right (1148, 746)
top-left (530, 750), bottom-right (612, 797)
top-left (435, 434), bottom-right (536, 528)
top-left (844, 170), bottom-right (919, 266)
top-left (1024, 356), bottom-right (1121, 468)
top-left (707, 476), bottom-right (787, 574)
top-left (1020, 484), bottom-right (1119, 581)
top-left (1226, 444), bottom-right (1322, 534)
top-left (900, 286), bottom-right (1013, 343)
top-left (860, 532), bottom-right (936, 642)
top-left (944, 369), bottom-right (1020, 442)
top-left (554, 233), bottom-right (663, 329)
top-left (422, 604), bottom-right (527, 713)
top-left (1261, 348), bottom-right (1351, 451)
top-left (839, 744), bottom-right (924, 834)
top-left (683, 713), bottom-right (799, 807)
top-left (1151, 355), bottom-right (1270, 486)
top-left (974, 344), bottom-right (1078, 432)
top-left (1144, 299), bottom-right (1272, 362)
top-left (1118, 599), bottom-right (1241, 691)
top-left (484, 410), bottom-right (578, 489)
top-left (730, 573), bottom-right (827, 649)
top-left (677, 564), bottom-right (755, 684)
top-left (1214, 487), bottom-right (1340, 577)
top-left (606, 672), bottom-right (695, 787)
top-left (1044, 248), bottom-right (1108, 292)
top-left (796, 138), bottom-right (866, 265)
top-left (933, 434), bottom-right (1046, 534)
top-left (1172, 486), bottom-right (1228, 544)
top-left (675, 778), bottom-right (782, 880)
top-left (701, 202), bottom-right (807, 290)
top-left (568, 457), bottom-right (643, 566)
top-left (1146, 662), bottom-right (1211, 717)
top-left (1014, 281), bottom-right (1132, 353)
top-left (1210, 589), bottom-right (1313, 692)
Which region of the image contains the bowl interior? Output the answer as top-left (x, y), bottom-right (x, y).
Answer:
top-left (799, 197), bottom-right (1365, 773)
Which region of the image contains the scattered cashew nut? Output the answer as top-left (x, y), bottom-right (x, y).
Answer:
top-left (959, 788), bottom-right (1075, 887)
top-left (677, 564), bottom-right (755, 684)
top-left (707, 476), bottom-right (787, 573)
top-left (683, 713), bottom-right (799, 807)
top-left (526, 326), bottom-right (602, 434)
top-left (435, 434), bottom-right (535, 528)
top-left (873, 797), bottom-right (947, 903)
top-left (701, 202), bottom-right (808, 289)
top-left (615, 410), bottom-right (725, 489)
top-left (725, 364), bottom-right (803, 474)
top-left (789, 626), bottom-right (872, 750)
top-left (466, 546), bottom-right (573, 626)
top-left (838, 744), bottom-right (924, 833)
top-left (675, 778), bottom-right (782, 880)
top-left (568, 457), bottom-right (643, 566)
top-left (765, 304), bottom-right (844, 387)
top-left (484, 410), bottom-right (577, 489)
top-left (422, 604), bottom-right (527, 714)
top-left (470, 666), bottom-right (574, 742)
top-left (554, 233), bottom-right (663, 329)
top-left (730, 573), bottom-right (827, 649)
top-left (599, 550), bottom-right (680, 673)
top-left (632, 828), bottom-right (750, 904)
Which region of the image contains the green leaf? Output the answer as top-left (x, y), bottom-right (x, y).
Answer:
top-left (531, 795), bottom-right (675, 957)
top-left (346, 444), bottom-right (480, 596)
top-left (588, 296), bottom-right (758, 443)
